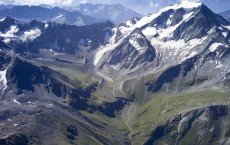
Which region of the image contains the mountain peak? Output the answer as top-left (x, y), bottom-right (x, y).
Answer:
top-left (94, 1), bottom-right (230, 74)
top-left (180, 0), bottom-right (202, 5)
top-left (160, 0), bottom-right (202, 13)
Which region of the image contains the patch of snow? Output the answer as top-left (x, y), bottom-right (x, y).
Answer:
top-left (21, 28), bottom-right (41, 42)
top-left (0, 17), bottom-right (6, 21)
top-left (27, 101), bottom-right (37, 105)
top-left (142, 27), bottom-right (157, 38)
top-left (218, 27), bottom-right (223, 31)
top-left (0, 25), bottom-right (19, 38)
top-left (222, 32), bottom-right (228, 37)
top-left (49, 49), bottom-right (53, 52)
top-left (174, 1), bottom-right (202, 9)
top-left (125, 20), bottom-right (133, 27)
top-left (13, 124), bottom-right (18, 127)
top-left (129, 34), bottom-right (148, 53)
top-left (3, 38), bottom-right (11, 43)
top-left (94, 28), bottom-right (118, 66)
top-left (44, 23), bottom-right (49, 29)
top-left (13, 99), bottom-right (21, 105)
top-left (166, 14), bottom-right (173, 26)
top-left (222, 25), bottom-right (230, 30)
top-left (187, 51), bottom-right (197, 58)
top-left (209, 43), bottom-right (222, 52)
top-left (55, 14), bottom-right (64, 19)
top-left (0, 67), bottom-right (8, 88)
top-left (7, 118), bottom-right (12, 122)
top-left (216, 61), bottom-right (223, 68)
top-left (209, 127), bottom-right (214, 132)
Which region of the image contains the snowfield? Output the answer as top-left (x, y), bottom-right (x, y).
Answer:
top-left (0, 25), bottom-right (19, 38)
top-left (209, 43), bottom-right (223, 52)
top-left (0, 25), bottom-right (42, 43)
top-left (21, 28), bottom-right (42, 42)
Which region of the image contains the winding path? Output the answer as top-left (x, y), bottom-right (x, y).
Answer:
top-left (126, 103), bottom-right (136, 145)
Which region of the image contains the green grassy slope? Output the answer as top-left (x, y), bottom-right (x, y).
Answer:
top-left (131, 90), bottom-right (229, 144)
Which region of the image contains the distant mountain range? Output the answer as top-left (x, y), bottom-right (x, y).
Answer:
top-left (0, 5), bottom-right (101, 26)
top-left (69, 3), bottom-right (143, 24)
top-left (0, 4), bottom-right (142, 26)
top-left (220, 10), bottom-right (230, 22)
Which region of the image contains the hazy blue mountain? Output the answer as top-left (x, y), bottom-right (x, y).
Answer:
top-left (0, 5), bottom-right (101, 26)
top-left (68, 3), bottom-right (143, 24)
top-left (220, 10), bottom-right (230, 22)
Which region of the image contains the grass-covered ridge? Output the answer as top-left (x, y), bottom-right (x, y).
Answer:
top-left (130, 89), bottom-right (229, 144)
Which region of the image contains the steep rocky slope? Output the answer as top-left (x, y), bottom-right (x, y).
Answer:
top-left (145, 105), bottom-right (230, 145)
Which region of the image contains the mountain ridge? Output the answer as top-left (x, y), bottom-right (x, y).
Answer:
top-left (94, 1), bottom-right (230, 92)
top-left (70, 3), bottom-right (143, 24)
top-left (0, 5), bottom-right (102, 26)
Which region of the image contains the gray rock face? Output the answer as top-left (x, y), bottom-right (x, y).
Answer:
top-left (108, 29), bottom-right (156, 69)
top-left (144, 105), bottom-right (230, 145)
top-left (172, 5), bottom-right (228, 41)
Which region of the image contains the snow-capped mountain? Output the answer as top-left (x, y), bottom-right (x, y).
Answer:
top-left (69, 3), bottom-right (143, 24)
top-left (0, 5), bottom-right (101, 26)
top-left (94, 1), bottom-right (230, 92)
top-left (0, 16), bottom-right (113, 59)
